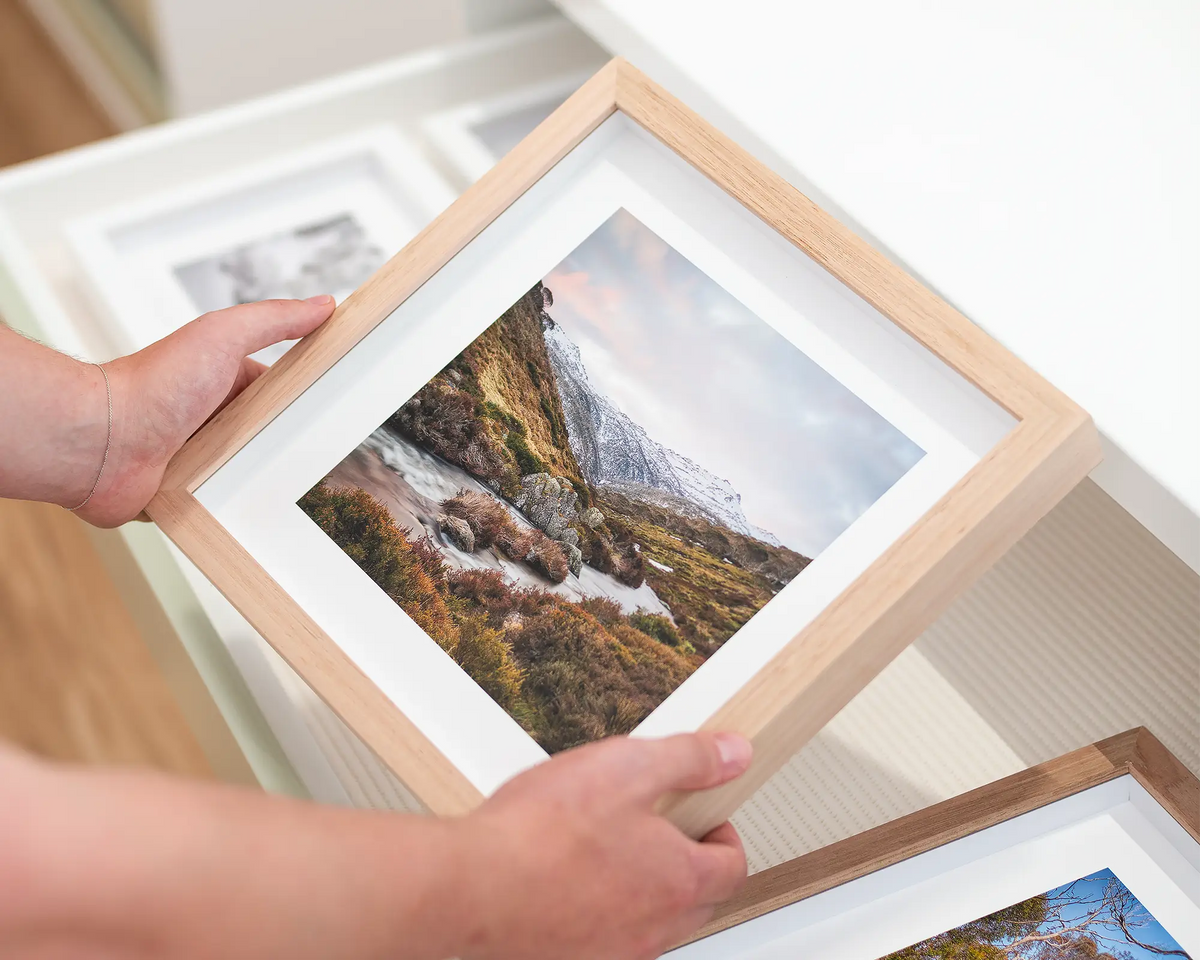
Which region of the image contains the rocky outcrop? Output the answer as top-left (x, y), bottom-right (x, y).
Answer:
top-left (514, 474), bottom-right (578, 535)
top-left (513, 473), bottom-right (592, 577)
top-left (580, 506), bottom-right (605, 529)
top-left (438, 514), bottom-right (475, 552)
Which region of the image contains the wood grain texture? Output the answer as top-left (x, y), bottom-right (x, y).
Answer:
top-left (148, 57), bottom-right (1101, 823)
top-left (692, 728), bottom-right (1196, 942)
top-left (146, 491), bottom-right (482, 815)
top-left (1128, 726), bottom-right (1200, 842)
top-left (161, 59), bottom-right (620, 495)
top-left (0, 0), bottom-right (112, 167)
top-left (0, 498), bottom-right (211, 776)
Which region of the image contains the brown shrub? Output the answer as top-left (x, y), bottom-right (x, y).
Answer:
top-left (300, 479), bottom-right (701, 757)
top-left (503, 598), bottom-right (696, 753)
top-left (449, 615), bottom-right (524, 711)
top-left (578, 596), bottom-right (624, 625)
top-left (298, 482), bottom-right (457, 650)
top-left (442, 490), bottom-right (534, 561)
top-left (579, 525), bottom-right (644, 588)
top-left (523, 530), bottom-right (569, 583)
top-left (387, 383), bottom-right (509, 484)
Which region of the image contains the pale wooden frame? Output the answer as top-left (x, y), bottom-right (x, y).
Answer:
top-left (690, 727), bottom-right (1200, 944)
top-left (145, 58), bottom-right (1102, 835)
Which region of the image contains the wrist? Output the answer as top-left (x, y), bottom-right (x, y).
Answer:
top-left (64, 359), bottom-right (113, 513)
top-left (50, 355), bottom-right (110, 511)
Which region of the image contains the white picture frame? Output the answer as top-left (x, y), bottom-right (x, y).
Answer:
top-left (65, 125), bottom-right (458, 361)
top-left (422, 70), bottom-right (593, 183)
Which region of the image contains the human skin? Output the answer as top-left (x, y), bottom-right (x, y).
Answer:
top-left (0, 300), bottom-right (751, 959)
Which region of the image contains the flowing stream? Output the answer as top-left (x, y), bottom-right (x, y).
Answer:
top-left (326, 428), bottom-right (672, 618)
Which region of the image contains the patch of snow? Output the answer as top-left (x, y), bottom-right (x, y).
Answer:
top-left (647, 558), bottom-right (674, 574)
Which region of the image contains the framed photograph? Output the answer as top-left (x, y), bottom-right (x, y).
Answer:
top-left (676, 727), bottom-right (1200, 958)
top-left (423, 71), bottom-right (593, 183)
top-left (66, 126), bottom-right (458, 363)
top-left (145, 59), bottom-right (1102, 835)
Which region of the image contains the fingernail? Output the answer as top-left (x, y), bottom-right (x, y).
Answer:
top-left (715, 733), bottom-right (752, 773)
top-left (306, 294), bottom-right (334, 305)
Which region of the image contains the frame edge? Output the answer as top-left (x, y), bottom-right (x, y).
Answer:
top-left (689, 727), bottom-right (1196, 944)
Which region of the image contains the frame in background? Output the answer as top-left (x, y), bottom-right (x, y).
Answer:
top-left (684, 727), bottom-right (1199, 953)
top-left (66, 125), bottom-right (457, 357)
top-left (423, 70), bottom-right (593, 184)
top-left (145, 58), bottom-right (1103, 837)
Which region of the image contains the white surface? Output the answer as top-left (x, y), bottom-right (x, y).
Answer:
top-left (66, 126), bottom-right (456, 358)
top-left (556, 0), bottom-right (1200, 572)
top-left (671, 775), bottom-right (1200, 958)
top-left (154, 0), bottom-right (461, 115)
top-left (423, 69), bottom-right (592, 182)
top-left (155, 0), bottom-right (560, 115)
top-left (197, 112), bottom-right (1010, 796)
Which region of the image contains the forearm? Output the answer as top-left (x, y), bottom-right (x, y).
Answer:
top-left (0, 326), bottom-right (107, 509)
top-left (0, 748), bottom-right (476, 960)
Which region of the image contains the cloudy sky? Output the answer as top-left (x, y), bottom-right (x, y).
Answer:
top-left (541, 208), bottom-right (924, 558)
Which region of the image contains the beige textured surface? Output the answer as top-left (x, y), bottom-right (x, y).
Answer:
top-left (918, 478), bottom-right (1199, 775)
top-left (731, 648), bottom-right (1024, 872)
top-left (263, 642), bottom-right (425, 813)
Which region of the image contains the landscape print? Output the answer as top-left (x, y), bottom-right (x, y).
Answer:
top-left (881, 869), bottom-right (1191, 959)
top-left (298, 208), bottom-right (924, 753)
top-left (175, 213), bottom-right (386, 313)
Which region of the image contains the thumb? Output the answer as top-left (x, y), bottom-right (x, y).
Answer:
top-left (628, 732), bottom-right (752, 806)
top-left (197, 296), bottom-right (336, 358)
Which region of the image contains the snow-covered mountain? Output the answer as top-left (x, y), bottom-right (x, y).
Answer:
top-left (543, 318), bottom-right (781, 546)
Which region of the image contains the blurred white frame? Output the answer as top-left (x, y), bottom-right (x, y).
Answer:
top-left (422, 70), bottom-right (593, 183)
top-left (66, 125), bottom-right (457, 361)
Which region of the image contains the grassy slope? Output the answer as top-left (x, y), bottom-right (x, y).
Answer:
top-left (597, 490), bottom-right (809, 658)
top-left (388, 283), bottom-right (587, 502)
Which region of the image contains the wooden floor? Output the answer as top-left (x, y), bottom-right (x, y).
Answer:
top-left (0, 0), bottom-right (211, 778)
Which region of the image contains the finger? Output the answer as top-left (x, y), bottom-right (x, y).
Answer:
top-left (627, 732), bottom-right (753, 804)
top-left (688, 822), bottom-right (748, 905)
top-left (213, 358), bottom-right (269, 419)
top-left (200, 296), bottom-right (335, 358)
top-left (658, 904), bottom-right (719, 956)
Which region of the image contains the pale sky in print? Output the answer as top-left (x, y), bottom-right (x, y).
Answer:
top-left (542, 208), bottom-right (924, 557)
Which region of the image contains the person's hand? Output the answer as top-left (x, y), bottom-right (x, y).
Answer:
top-left (450, 732), bottom-right (753, 960)
top-left (76, 297), bottom-right (335, 527)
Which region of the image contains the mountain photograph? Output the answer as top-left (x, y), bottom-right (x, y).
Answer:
top-left (298, 208), bottom-right (924, 754)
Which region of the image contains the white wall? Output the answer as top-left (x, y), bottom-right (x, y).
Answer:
top-left (156, 0), bottom-right (555, 115)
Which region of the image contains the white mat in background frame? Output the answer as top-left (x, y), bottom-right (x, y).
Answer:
top-left (65, 125), bottom-right (457, 356)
